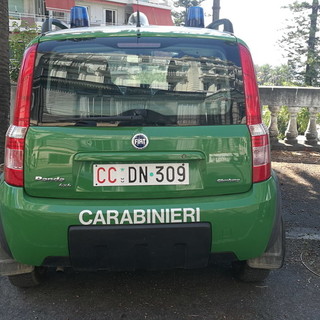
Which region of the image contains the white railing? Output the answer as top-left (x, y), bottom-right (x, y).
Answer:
top-left (9, 11), bottom-right (69, 30)
top-left (147, 0), bottom-right (170, 6)
top-left (9, 11), bottom-right (47, 23)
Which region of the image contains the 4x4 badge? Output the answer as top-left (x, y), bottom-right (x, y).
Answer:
top-left (132, 133), bottom-right (149, 150)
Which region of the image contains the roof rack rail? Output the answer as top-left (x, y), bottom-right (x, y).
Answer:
top-left (42, 18), bottom-right (69, 33)
top-left (206, 19), bottom-right (234, 33)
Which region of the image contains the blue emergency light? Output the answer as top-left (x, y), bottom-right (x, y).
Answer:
top-left (70, 6), bottom-right (90, 28)
top-left (185, 6), bottom-right (204, 28)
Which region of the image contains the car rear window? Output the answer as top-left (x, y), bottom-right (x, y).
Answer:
top-left (31, 36), bottom-right (245, 126)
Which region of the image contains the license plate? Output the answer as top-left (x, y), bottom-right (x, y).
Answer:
top-left (93, 163), bottom-right (189, 186)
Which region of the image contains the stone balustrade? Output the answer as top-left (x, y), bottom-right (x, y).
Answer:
top-left (259, 86), bottom-right (320, 148)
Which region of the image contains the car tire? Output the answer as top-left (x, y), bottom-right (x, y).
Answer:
top-left (8, 267), bottom-right (47, 288)
top-left (232, 261), bottom-right (270, 282)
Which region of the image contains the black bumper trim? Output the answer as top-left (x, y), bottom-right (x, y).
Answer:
top-left (69, 223), bottom-right (211, 271)
top-left (0, 215), bottom-right (12, 258)
top-left (266, 170), bottom-right (283, 250)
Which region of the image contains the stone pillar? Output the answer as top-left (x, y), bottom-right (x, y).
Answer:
top-left (304, 107), bottom-right (320, 145)
top-left (268, 105), bottom-right (280, 145)
top-left (284, 107), bottom-right (300, 145)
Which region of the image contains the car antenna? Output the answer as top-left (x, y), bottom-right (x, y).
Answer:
top-left (136, 0), bottom-right (141, 27)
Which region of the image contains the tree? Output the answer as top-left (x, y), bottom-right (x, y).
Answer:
top-left (0, 0), bottom-right (10, 164)
top-left (255, 64), bottom-right (296, 86)
top-left (305, 0), bottom-right (319, 85)
top-left (212, 0), bottom-right (220, 22)
top-left (172, 0), bottom-right (205, 26)
top-left (279, 0), bottom-right (320, 86)
top-left (9, 22), bottom-right (38, 82)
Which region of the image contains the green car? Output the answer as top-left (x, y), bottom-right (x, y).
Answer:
top-left (0, 8), bottom-right (284, 287)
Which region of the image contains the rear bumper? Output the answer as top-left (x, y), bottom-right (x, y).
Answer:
top-left (69, 223), bottom-right (211, 271)
top-left (0, 173), bottom-right (280, 268)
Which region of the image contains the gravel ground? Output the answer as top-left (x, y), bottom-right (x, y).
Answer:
top-left (271, 150), bottom-right (320, 278)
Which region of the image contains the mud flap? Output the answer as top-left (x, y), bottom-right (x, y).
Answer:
top-left (247, 217), bottom-right (285, 269)
top-left (0, 243), bottom-right (34, 276)
top-left (247, 171), bottom-right (285, 270)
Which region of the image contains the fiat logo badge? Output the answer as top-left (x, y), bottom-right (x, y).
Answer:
top-left (132, 133), bottom-right (149, 150)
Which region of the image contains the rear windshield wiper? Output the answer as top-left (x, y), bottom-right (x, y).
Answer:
top-left (42, 114), bottom-right (146, 126)
top-left (70, 109), bottom-right (148, 124)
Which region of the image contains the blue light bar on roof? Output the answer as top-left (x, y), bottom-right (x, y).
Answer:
top-left (70, 6), bottom-right (90, 28)
top-left (185, 7), bottom-right (204, 28)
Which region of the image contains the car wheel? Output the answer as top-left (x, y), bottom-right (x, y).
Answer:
top-left (8, 267), bottom-right (47, 288)
top-left (232, 261), bottom-right (270, 282)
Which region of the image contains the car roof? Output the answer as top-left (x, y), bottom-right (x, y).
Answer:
top-left (38, 25), bottom-right (238, 43)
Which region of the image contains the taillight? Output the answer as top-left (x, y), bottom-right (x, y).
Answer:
top-left (249, 124), bottom-right (271, 183)
top-left (4, 125), bottom-right (28, 186)
top-left (239, 43), bottom-right (271, 183)
top-left (4, 44), bottom-right (37, 187)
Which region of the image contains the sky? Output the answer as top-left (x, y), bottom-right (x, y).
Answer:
top-left (201, 0), bottom-right (294, 66)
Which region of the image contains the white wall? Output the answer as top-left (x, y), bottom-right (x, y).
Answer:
top-left (76, 1), bottom-right (126, 25)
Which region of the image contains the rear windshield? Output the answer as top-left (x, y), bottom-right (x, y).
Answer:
top-left (31, 36), bottom-right (245, 126)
